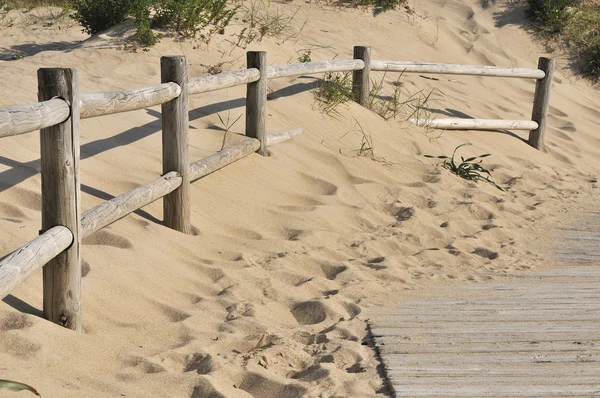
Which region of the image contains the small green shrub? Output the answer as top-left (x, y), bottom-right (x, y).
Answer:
top-left (152, 0), bottom-right (237, 40)
top-left (526, 0), bottom-right (580, 33)
top-left (297, 49), bottom-right (312, 63)
top-left (313, 71), bottom-right (354, 115)
top-left (425, 144), bottom-right (504, 191)
top-left (72, 0), bottom-right (131, 34)
top-left (330, 0), bottom-right (406, 14)
top-left (580, 35), bottom-right (600, 76)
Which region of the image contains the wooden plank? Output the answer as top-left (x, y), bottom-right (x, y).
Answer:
top-left (38, 67), bottom-right (82, 331)
top-left (161, 56), bottom-right (191, 234)
top-left (390, 382), bottom-right (600, 397)
top-left (410, 118), bottom-right (538, 131)
top-left (0, 98), bottom-right (70, 138)
top-left (80, 83), bottom-right (181, 119)
top-left (379, 351), bottom-right (600, 364)
top-left (372, 331), bottom-right (600, 343)
top-left (370, 60), bottom-right (545, 79)
top-left (246, 51), bottom-right (267, 156)
top-left (529, 57), bottom-right (554, 150)
top-left (190, 138), bottom-right (260, 182)
top-left (374, 340), bottom-right (600, 354)
top-left (386, 363), bottom-right (600, 376)
top-left (0, 226), bottom-right (73, 299)
top-left (266, 60), bottom-right (364, 79)
top-left (352, 46), bottom-right (371, 106)
top-left (81, 172), bottom-right (182, 238)
top-left (188, 68), bottom-right (260, 95)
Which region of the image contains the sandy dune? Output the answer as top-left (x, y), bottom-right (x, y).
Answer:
top-left (0, 0), bottom-right (599, 396)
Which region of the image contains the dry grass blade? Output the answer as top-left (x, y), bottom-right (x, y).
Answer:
top-left (0, 379), bottom-right (40, 396)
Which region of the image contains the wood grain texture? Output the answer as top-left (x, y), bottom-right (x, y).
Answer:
top-left (190, 138), bottom-right (260, 182)
top-left (246, 51), bottom-right (267, 156)
top-left (266, 59), bottom-right (364, 79)
top-left (38, 67), bottom-right (82, 331)
top-left (410, 118), bottom-right (538, 130)
top-left (188, 69), bottom-right (260, 95)
top-left (265, 128), bottom-right (303, 146)
top-left (0, 98), bottom-right (70, 138)
top-left (370, 212), bottom-right (600, 397)
top-left (352, 46), bottom-right (371, 106)
top-left (80, 82), bottom-right (181, 119)
top-left (81, 172), bottom-right (182, 238)
top-left (529, 57), bottom-right (554, 150)
top-left (0, 226), bottom-right (73, 299)
top-left (371, 60), bottom-right (545, 79)
top-left (161, 56), bottom-right (191, 234)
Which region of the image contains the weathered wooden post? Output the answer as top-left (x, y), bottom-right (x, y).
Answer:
top-left (352, 46), bottom-right (371, 107)
top-left (38, 68), bottom-right (82, 331)
top-left (529, 57), bottom-right (554, 151)
top-left (161, 56), bottom-right (191, 234)
top-left (246, 51), bottom-right (267, 156)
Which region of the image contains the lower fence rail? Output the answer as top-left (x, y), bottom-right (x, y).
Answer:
top-left (410, 118), bottom-right (539, 131)
top-left (0, 226), bottom-right (73, 299)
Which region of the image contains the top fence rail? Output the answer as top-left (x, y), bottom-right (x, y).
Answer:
top-left (0, 58), bottom-right (545, 139)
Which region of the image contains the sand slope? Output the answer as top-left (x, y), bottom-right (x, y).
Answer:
top-left (0, 0), bottom-right (599, 397)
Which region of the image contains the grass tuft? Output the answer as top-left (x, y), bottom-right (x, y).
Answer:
top-left (425, 143), bottom-right (505, 191)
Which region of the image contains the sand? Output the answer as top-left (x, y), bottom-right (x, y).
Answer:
top-left (0, 0), bottom-right (599, 397)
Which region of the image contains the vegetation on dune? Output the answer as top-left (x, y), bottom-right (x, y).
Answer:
top-left (525, 0), bottom-right (600, 79)
top-left (425, 144), bottom-right (505, 192)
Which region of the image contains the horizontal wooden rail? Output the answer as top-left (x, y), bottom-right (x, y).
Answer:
top-left (371, 61), bottom-right (545, 79)
top-left (265, 127), bottom-right (304, 146)
top-left (0, 226), bottom-right (73, 299)
top-left (0, 98), bottom-right (70, 138)
top-left (189, 69), bottom-right (260, 95)
top-left (267, 60), bottom-right (365, 79)
top-left (81, 171), bottom-right (182, 238)
top-left (190, 137), bottom-right (260, 182)
top-left (410, 118), bottom-right (539, 130)
top-left (80, 82), bottom-right (181, 119)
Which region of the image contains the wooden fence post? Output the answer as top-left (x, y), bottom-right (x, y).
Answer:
top-left (529, 57), bottom-right (554, 150)
top-left (161, 56), bottom-right (191, 234)
top-left (246, 51), bottom-right (267, 156)
top-left (38, 68), bottom-right (82, 331)
top-left (352, 46), bottom-right (371, 107)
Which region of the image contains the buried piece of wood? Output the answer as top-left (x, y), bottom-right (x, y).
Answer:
top-left (410, 118), bottom-right (539, 131)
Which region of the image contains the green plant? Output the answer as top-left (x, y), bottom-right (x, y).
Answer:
top-left (313, 71), bottom-right (354, 116)
top-left (368, 72), bottom-right (403, 120)
top-left (297, 49), bottom-right (311, 63)
top-left (72, 0), bottom-right (131, 34)
top-left (425, 144), bottom-right (504, 191)
top-left (152, 0), bottom-right (237, 40)
top-left (233, 1), bottom-right (301, 48)
top-left (526, 0), bottom-right (580, 33)
top-left (327, 0), bottom-right (406, 14)
top-left (0, 379), bottom-right (40, 396)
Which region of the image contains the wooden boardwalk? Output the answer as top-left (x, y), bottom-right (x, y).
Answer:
top-left (370, 212), bottom-right (600, 397)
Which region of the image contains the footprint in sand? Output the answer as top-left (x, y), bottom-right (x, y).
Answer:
top-left (237, 372), bottom-right (306, 398)
top-left (472, 247), bottom-right (499, 260)
top-left (320, 263), bottom-right (348, 280)
top-left (82, 230), bottom-right (133, 249)
top-left (290, 300), bottom-right (328, 325)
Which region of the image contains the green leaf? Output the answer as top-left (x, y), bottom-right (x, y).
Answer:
top-left (0, 380), bottom-right (40, 396)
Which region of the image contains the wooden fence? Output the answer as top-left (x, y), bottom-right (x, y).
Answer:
top-left (0, 46), bottom-right (553, 331)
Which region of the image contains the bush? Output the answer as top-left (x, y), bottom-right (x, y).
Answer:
top-left (72, 0), bottom-right (132, 34)
top-left (152, 0), bottom-right (237, 39)
top-left (333, 0), bottom-right (406, 14)
top-left (580, 35), bottom-right (600, 77)
top-left (526, 0), bottom-right (580, 33)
